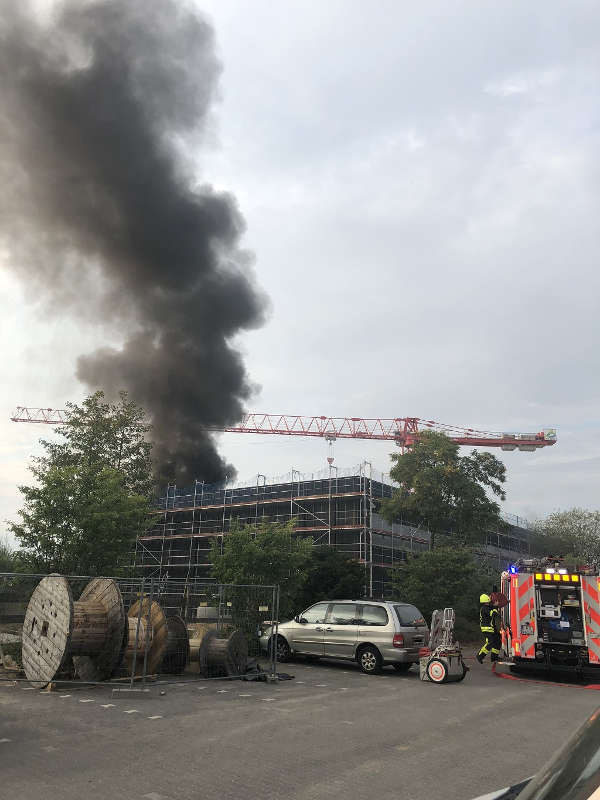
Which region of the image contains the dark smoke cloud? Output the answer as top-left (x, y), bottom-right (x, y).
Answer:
top-left (0, 0), bottom-right (268, 484)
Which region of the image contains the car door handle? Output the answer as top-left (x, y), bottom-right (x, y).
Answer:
top-left (324, 627), bottom-right (333, 631)
top-left (315, 626), bottom-right (323, 631)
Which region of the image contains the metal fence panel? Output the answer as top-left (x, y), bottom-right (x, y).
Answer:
top-left (0, 573), bottom-right (279, 687)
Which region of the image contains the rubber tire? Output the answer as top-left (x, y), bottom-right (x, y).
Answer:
top-left (457, 663), bottom-right (468, 682)
top-left (269, 635), bottom-right (290, 663)
top-left (392, 662), bottom-right (412, 673)
top-left (357, 645), bottom-right (383, 675)
top-left (427, 658), bottom-right (448, 683)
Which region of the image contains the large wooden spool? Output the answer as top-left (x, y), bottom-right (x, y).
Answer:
top-left (160, 616), bottom-right (190, 675)
top-left (122, 598), bottom-right (168, 675)
top-left (23, 576), bottom-right (126, 688)
top-left (189, 628), bottom-right (217, 676)
top-left (189, 629), bottom-right (248, 677)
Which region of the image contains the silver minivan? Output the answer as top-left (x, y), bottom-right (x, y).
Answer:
top-left (260, 599), bottom-right (429, 674)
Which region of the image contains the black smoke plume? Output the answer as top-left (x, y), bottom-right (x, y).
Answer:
top-left (0, 0), bottom-right (267, 484)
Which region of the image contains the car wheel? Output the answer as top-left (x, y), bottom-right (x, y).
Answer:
top-left (426, 658), bottom-right (448, 683)
top-left (392, 662), bottom-right (412, 673)
top-left (357, 645), bottom-right (382, 675)
top-left (269, 635), bottom-right (290, 663)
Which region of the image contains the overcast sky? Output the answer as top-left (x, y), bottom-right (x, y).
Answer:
top-left (2, 0), bottom-right (599, 541)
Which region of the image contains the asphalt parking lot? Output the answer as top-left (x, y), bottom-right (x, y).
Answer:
top-left (1, 654), bottom-right (597, 800)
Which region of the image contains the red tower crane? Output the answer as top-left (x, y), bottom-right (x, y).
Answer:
top-left (10, 407), bottom-right (557, 452)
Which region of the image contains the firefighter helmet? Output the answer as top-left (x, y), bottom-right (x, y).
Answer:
top-left (480, 593), bottom-right (491, 604)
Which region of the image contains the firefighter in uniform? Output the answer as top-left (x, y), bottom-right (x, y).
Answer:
top-left (477, 593), bottom-right (501, 664)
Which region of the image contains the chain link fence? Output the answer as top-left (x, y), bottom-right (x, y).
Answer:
top-left (0, 573), bottom-right (279, 688)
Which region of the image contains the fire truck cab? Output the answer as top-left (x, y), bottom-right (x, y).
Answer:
top-left (501, 558), bottom-right (600, 675)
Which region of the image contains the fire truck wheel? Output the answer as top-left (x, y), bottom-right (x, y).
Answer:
top-left (509, 664), bottom-right (527, 674)
top-left (427, 659), bottom-right (448, 683)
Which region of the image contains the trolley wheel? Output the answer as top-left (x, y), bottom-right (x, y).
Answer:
top-left (457, 662), bottom-right (468, 682)
top-left (427, 658), bottom-right (448, 683)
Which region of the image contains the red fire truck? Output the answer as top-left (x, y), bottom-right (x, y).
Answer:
top-left (500, 557), bottom-right (600, 676)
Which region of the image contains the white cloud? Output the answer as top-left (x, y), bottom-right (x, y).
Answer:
top-left (484, 67), bottom-right (564, 97)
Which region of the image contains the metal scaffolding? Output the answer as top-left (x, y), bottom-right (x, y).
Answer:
top-left (134, 463), bottom-right (531, 598)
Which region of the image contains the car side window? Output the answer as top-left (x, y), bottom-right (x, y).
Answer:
top-left (327, 604), bottom-right (358, 625)
top-left (360, 604), bottom-right (388, 626)
top-left (300, 603), bottom-right (329, 624)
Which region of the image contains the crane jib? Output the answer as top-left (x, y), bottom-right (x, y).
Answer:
top-left (9, 407), bottom-right (558, 449)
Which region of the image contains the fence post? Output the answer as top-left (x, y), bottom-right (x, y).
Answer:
top-left (217, 583), bottom-right (224, 635)
top-left (141, 577), bottom-right (154, 686)
top-left (0, 576), bottom-right (5, 668)
top-left (129, 577), bottom-right (145, 688)
top-left (269, 584), bottom-right (280, 680)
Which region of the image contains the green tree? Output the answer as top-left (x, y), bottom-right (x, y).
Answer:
top-left (9, 391), bottom-right (153, 575)
top-left (10, 465), bottom-right (149, 575)
top-left (210, 520), bottom-right (313, 618)
top-left (381, 431), bottom-right (507, 547)
top-left (42, 391), bottom-right (154, 497)
top-left (0, 537), bottom-right (20, 572)
top-left (392, 548), bottom-right (494, 640)
top-left (295, 546), bottom-right (365, 610)
top-left (531, 508), bottom-right (600, 565)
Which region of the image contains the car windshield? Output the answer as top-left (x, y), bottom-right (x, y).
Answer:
top-left (394, 604), bottom-right (426, 626)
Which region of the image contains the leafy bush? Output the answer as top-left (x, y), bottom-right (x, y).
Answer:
top-left (391, 547), bottom-right (495, 641)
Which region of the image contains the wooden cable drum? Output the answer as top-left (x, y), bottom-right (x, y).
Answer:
top-left (123, 598), bottom-right (168, 675)
top-left (23, 575), bottom-right (126, 688)
top-left (202, 630), bottom-right (248, 677)
top-left (192, 628), bottom-right (218, 677)
top-left (72, 578), bottom-right (127, 682)
top-left (160, 615), bottom-right (190, 675)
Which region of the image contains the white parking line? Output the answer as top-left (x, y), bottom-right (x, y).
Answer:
top-left (296, 681), bottom-right (306, 684)
top-left (59, 694), bottom-right (71, 698)
top-left (0, 738), bottom-right (11, 743)
top-left (100, 704), bottom-right (115, 708)
top-left (148, 715), bottom-right (163, 720)
top-left (238, 693), bottom-right (253, 697)
top-left (123, 709), bottom-right (138, 714)
top-left (261, 698), bottom-right (275, 702)
top-left (217, 689), bottom-right (228, 693)
top-left (79, 699), bottom-right (95, 703)
top-left (314, 684), bottom-right (328, 687)
top-left (196, 686), bottom-right (207, 690)
top-left (22, 687), bottom-right (36, 691)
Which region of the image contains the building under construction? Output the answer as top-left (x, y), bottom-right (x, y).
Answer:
top-left (134, 464), bottom-right (531, 598)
